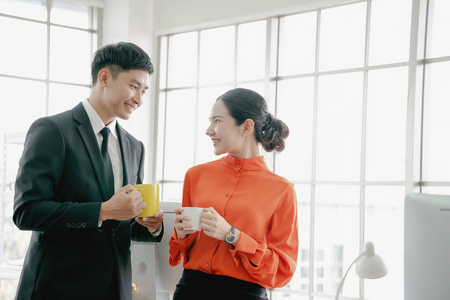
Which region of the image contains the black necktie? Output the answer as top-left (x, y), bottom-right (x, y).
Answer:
top-left (100, 127), bottom-right (114, 197)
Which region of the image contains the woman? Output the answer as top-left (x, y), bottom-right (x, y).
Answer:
top-left (169, 88), bottom-right (299, 300)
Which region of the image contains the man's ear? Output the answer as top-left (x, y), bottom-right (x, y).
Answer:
top-left (97, 69), bottom-right (109, 87)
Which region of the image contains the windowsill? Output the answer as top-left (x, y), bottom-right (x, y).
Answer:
top-left (0, 258), bottom-right (23, 280)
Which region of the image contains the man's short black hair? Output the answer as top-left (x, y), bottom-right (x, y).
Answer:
top-left (91, 42), bottom-right (154, 85)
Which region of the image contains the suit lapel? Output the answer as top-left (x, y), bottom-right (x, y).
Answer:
top-left (72, 103), bottom-right (111, 201)
top-left (116, 123), bottom-right (131, 185)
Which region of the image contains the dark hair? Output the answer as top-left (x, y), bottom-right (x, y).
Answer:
top-left (91, 42), bottom-right (154, 85)
top-left (217, 88), bottom-right (289, 152)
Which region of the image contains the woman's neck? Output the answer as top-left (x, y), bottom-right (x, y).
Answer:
top-left (229, 142), bottom-right (261, 159)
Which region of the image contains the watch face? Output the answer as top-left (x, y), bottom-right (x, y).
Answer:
top-left (226, 234), bottom-right (235, 243)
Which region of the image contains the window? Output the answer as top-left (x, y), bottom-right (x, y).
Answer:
top-left (421, 0), bottom-right (450, 191)
top-left (0, 1), bottom-right (99, 298)
top-left (156, 0), bottom-right (444, 299)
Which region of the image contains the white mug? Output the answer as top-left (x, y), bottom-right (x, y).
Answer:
top-left (181, 207), bottom-right (204, 231)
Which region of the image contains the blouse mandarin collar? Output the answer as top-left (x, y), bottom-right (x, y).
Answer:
top-left (222, 153), bottom-right (267, 171)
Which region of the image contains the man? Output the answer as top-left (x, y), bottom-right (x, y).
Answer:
top-left (13, 42), bottom-right (163, 300)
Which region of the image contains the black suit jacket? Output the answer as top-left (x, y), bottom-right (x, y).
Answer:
top-left (13, 103), bottom-right (162, 300)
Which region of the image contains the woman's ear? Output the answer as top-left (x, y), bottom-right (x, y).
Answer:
top-left (242, 119), bottom-right (255, 137)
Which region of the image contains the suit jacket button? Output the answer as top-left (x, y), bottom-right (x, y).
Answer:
top-left (82, 222), bottom-right (87, 228)
top-left (71, 223), bottom-right (76, 228)
top-left (77, 223), bottom-right (82, 228)
top-left (66, 223), bottom-right (71, 228)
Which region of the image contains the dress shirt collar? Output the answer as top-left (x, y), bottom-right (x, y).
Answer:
top-left (222, 153), bottom-right (267, 171)
top-left (82, 99), bottom-right (118, 139)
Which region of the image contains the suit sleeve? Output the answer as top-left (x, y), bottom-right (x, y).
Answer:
top-left (13, 118), bottom-right (102, 232)
top-left (229, 184), bottom-right (299, 288)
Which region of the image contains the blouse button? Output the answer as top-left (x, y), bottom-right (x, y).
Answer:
top-left (225, 193), bottom-right (230, 197)
top-left (234, 174), bottom-right (238, 178)
top-left (206, 264), bottom-right (209, 268)
top-left (236, 165), bottom-right (240, 168)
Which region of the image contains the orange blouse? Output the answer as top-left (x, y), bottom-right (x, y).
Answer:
top-left (169, 154), bottom-right (299, 289)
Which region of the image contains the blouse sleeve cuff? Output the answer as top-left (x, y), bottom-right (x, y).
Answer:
top-left (235, 231), bottom-right (258, 254)
top-left (170, 231), bottom-right (197, 250)
top-left (229, 231), bottom-right (258, 264)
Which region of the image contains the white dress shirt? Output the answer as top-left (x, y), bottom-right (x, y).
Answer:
top-left (82, 99), bottom-right (123, 193)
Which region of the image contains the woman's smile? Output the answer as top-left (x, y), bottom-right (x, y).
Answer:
top-left (211, 138), bottom-right (220, 147)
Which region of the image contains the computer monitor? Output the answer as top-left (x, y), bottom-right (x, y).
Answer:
top-left (404, 193), bottom-right (450, 300)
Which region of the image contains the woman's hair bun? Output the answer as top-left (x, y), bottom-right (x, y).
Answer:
top-left (261, 113), bottom-right (289, 152)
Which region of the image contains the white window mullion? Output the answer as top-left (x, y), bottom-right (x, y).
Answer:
top-left (405, 0), bottom-right (428, 195)
top-left (45, 0), bottom-right (52, 117)
top-left (359, 1), bottom-right (371, 298)
top-left (309, 7), bottom-right (323, 299)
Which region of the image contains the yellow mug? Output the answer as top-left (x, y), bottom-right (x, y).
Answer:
top-left (132, 184), bottom-right (159, 217)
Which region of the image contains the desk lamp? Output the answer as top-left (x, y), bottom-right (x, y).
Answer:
top-left (335, 241), bottom-right (388, 300)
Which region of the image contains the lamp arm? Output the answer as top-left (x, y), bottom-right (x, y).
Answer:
top-left (335, 253), bottom-right (364, 300)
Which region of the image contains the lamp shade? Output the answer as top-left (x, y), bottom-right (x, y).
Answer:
top-left (355, 241), bottom-right (388, 279)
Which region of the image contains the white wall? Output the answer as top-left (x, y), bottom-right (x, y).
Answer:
top-left (103, 0), bottom-right (154, 50)
top-left (102, 0), bottom-right (157, 181)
